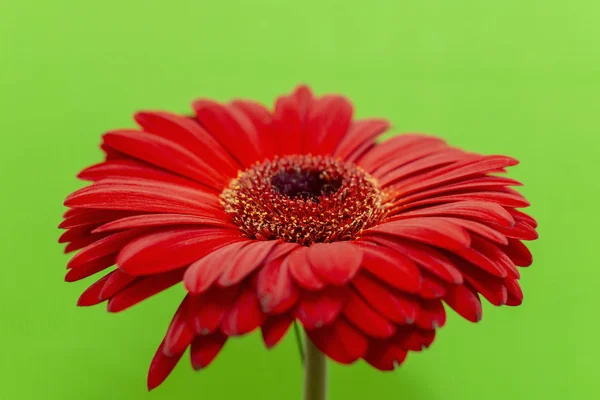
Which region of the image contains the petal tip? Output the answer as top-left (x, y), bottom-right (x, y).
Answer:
top-left (475, 309), bottom-right (483, 322)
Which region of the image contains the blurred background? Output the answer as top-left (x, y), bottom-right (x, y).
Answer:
top-left (1, 0), bottom-right (598, 399)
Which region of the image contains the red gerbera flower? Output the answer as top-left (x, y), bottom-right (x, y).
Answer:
top-left (60, 85), bottom-right (537, 391)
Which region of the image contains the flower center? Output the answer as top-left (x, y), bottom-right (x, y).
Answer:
top-left (221, 155), bottom-right (389, 245)
top-left (270, 169), bottom-right (343, 200)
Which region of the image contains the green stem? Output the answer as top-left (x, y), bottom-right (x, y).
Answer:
top-left (294, 321), bottom-right (305, 365)
top-left (303, 337), bottom-right (327, 400)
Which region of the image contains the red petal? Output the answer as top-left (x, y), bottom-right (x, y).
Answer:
top-left (217, 240), bottom-right (280, 287)
top-left (455, 245), bottom-right (508, 278)
top-left (101, 143), bottom-right (125, 160)
top-left (271, 86), bottom-right (313, 155)
top-left (391, 201), bottom-right (515, 228)
top-left (261, 314), bottom-right (294, 349)
top-left (59, 225), bottom-right (99, 244)
top-left (343, 291), bottom-right (396, 338)
top-left (78, 159), bottom-right (209, 191)
top-left (509, 208), bottom-right (537, 228)
top-left (414, 300), bottom-right (446, 329)
top-left (379, 150), bottom-right (465, 188)
top-left (457, 263), bottom-right (508, 306)
top-left (264, 242), bottom-right (302, 264)
top-left (294, 85), bottom-right (314, 115)
top-left (358, 134), bottom-right (446, 172)
top-left (352, 273), bottom-right (417, 324)
top-left (193, 99), bottom-right (261, 166)
top-left (229, 101), bottom-right (273, 150)
top-left (363, 341), bottom-right (407, 371)
top-left (190, 333), bottom-right (227, 370)
top-left (63, 233), bottom-right (111, 254)
top-left (103, 130), bottom-right (224, 188)
top-left (418, 271), bottom-right (449, 299)
top-left (188, 286), bottom-right (239, 335)
top-left (357, 243), bottom-right (422, 294)
top-left (395, 155), bottom-right (519, 196)
top-left (334, 119), bottom-right (390, 162)
top-left (257, 257), bottom-right (300, 314)
top-left (94, 213), bottom-right (233, 233)
top-left (67, 229), bottom-right (143, 269)
top-left (147, 341), bottom-right (184, 390)
top-left (227, 103), bottom-right (266, 155)
top-left (59, 209), bottom-right (138, 229)
top-left (134, 111), bottom-right (239, 175)
top-left (365, 236), bottom-right (463, 284)
top-left (444, 284), bottom-right (482, 322)
top-left (163, 297), bottom-right (195, 357)
top-left (373, 142), bottom-right (451, 179)
top-left (393, 327), bottom-right (436, 351)
top-left (63, 208), bottom-right (80, 218)
top-left (65, 181), bottom-right (220, 216)
top-left (65, 254), bottom-right (116, 282)
top-left (393, 154), bottom-right (474, 188)
top-left (472, 236), bottom-right (519, 278)
top-left (307, 242), bottom-right (363, 285)
top-left (220, 284), bottom-right (266, 336)
top-left (58, 224), bottom-right (98, 247)
top-left (505, 279), bottom-right (524, 306)
top-left (107, 269), bottom-right (184, 312)
top-left (502, 239), bottom-right (533, 267)
top-left (488, 220), bottom-right (538, 241)
top-left (118, 229), bottom-right (243, 275)
top-left (287, 247), bottom-right (325, 290)
top-left (305, 95), bottom-right (353, 155)
top-left (99, 269), bottom-right (137, 300)
top-left (439, 218), bottom-right (508, 246)
top-left (306, 318), bottom-right (368, 364)
top-left (366, 217), bottom-right (470, 252)
top-left (295, 286), bottom-right (349, 329)
top-left (401, 190), bottom-right (530, 209)
top-left (77, 272), bottom-right (112, 306)
top-left (183, 241), bottom-right (249, 294)
top-left (396, 176), bottom-right (523, 206)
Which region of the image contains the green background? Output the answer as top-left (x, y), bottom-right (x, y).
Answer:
top-left (1, 0), bottom-right (598, 399)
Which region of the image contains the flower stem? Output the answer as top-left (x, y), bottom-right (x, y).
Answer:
top-left (294, 321), bottom-right (305, 365)
top-left (303, 337), bottom-right (327, 400)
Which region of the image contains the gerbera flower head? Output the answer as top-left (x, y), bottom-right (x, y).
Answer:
top-left (60, 85), bottom-right (537, 390)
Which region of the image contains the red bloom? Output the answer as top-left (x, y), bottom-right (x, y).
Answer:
top-left (60, 85), bottom-right (537, 389)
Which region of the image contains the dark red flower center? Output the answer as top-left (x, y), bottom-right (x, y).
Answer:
top-left (220, 155), bottom-right (389, 245)
top-left (270, 169), bottom-right (343, 200)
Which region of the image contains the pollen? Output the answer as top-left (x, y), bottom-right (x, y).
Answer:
top-left (220, 155), bottom-right (390, 245)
